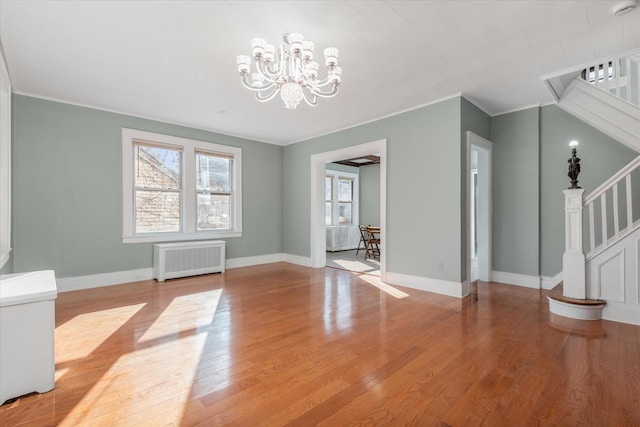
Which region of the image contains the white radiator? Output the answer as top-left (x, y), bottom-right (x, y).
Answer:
top-left (153, 240), bottom-right (225, 282)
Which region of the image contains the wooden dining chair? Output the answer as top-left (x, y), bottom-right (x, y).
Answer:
top-left (356, 225), bottom-right (368, 256)
top-left (365, 226), bottom-right (380, 260)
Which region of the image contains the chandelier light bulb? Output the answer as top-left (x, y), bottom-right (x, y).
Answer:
top-left (236, 32), bottom-right (342, 109)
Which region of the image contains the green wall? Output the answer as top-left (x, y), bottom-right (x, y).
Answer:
top-left (283, 98), bottom-right (464, 283)
top-left (491, 108), bottom-right (541, 276)
top-left (10, 95), bottom-right (283, 277)
top-left (7, 94), bottom-right (636, 287)
top-left (359, 164), bottom-right (380, 226)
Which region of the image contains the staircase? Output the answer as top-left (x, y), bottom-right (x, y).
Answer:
top-left (545, 51), bottom-right (640, 325)
top-left (545, 51), bottom-right (640, 153)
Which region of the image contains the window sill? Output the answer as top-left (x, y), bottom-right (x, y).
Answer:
top-left (122, 231), bottom-right (241, 244)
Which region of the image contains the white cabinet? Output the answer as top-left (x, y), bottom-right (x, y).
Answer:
top-left (326, 226), bottom-right (360, 251)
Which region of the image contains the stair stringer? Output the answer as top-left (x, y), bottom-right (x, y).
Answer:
top-left (586, 226), bottom-right (640, 325)
top-left (558, 78), bottom-right (640, 153)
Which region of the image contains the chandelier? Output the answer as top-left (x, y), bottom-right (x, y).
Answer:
top-left (236, 33), bottom-right (342, 109)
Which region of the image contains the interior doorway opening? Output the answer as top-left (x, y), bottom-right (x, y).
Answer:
top-left (466, 131), bottom-right (493, 284)
top-left (324, 157), bottom-right (381, 275)
top-left (310, 139), bottom-right (387, 281)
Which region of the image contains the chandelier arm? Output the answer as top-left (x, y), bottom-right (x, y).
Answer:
top-left (240, 74), bottom-right (278, 92)
top-left (308, 83), bottom-right (339, 98)
top-left (255, 86), bottom-right (280, 103)
top-left (255, 61), bottom-right (281, 82)
top-left (302, 89), bottom-right (318, 107)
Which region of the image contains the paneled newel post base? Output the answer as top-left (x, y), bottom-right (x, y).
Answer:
top-left (562, 189), bottom-right (585, 299)
top-left (550, 188), bottom-right (605, 321)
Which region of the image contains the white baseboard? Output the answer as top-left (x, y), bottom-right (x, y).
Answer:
top-left (56, 252), bottom-right (314, 293)
top-left (56, 268), bottom-right (153, 292)
top-left (282, 253), bottom-right (313, 267)
top-left (541, 272), bottom-right (562, 290)
top-left (602, 303), bottom-right (640, 326)
top-left (491, 271), bottom-right (541, 289)
top-left (385, 272), bottom-right (468, 298)
top-left (225, 253), bottom-right (284, 269)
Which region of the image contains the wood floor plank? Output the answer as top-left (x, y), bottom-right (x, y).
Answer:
top-left (1, 262), bottom-right (638, 426)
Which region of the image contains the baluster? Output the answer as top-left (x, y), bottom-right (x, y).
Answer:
top-left (634, 57), bottom-right (640, 106)
top-left (605, 61), bottom-right (610, 93)
top-left (589, 202), bottom-right (595, 255)
top-left (614, 59), bottom-right (620, 97)
top-left (601, 192), bottom-right (608, 248)
top-left (613, 182), bottom-right (619, 238)
top-left (626, 174), bottom-right (633, 231)
top-left (625, 57), bottom-right (632, 103)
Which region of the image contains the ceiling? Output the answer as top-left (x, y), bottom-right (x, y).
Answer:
top-left (1, 1), bottom-right (638, 145)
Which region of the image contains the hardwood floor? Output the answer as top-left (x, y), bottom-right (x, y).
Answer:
top-left (1, 262), bottom-right (638, 426)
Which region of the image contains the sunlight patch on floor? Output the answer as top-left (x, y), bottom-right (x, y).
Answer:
top-left (55, 303), bottom-right (146, 362)
top-left (334, 259), bottom-right (375, 272)
top-left (137, 289), bottom-right (222, 343)
top-left (358, 274), bottom-right (409, 299)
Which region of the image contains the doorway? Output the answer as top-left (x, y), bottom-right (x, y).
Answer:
top-left (466, 131), bottom-right (493, 284)
top-left (310, 139), bottom-right (387, 281)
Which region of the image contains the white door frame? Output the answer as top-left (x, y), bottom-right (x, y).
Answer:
top-left (310, 139), bottom-right (387, 281)
top-left (466, 131), bottom-right (493, 283)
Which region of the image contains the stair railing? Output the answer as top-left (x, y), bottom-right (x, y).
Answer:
top-left (582, 155), bottom-right (640, 259)
top-left (579, 54), bottom-right (640, 107)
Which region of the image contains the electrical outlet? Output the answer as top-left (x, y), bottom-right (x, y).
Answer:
top-left (437, 262), bottom-right (444, 271)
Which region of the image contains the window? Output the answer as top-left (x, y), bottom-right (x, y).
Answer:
top-left (338, 177), bottom-right (354, 224)
top-left (325, 176), bottom-right (333, 225)
top-left (122, 129), bottom-right (242, 243)
top-left (325, 169), bottom-right (358, 226)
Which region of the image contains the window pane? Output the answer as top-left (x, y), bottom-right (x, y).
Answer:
top-left (198, 193), bottom-right (230, 230)
top-left (339, 178), bottom-right (353, 201)
top-left (197, 152), bottom-right (231, 193)
top-left (325, 177), bottom-right (332, 201)
top-left (325, 202), bottom-right (332, 225)
top-left (135, 190), bottom-right (180, 233)
top-left (338, 202), bottom-right (352, 224)
top-left (135, 144), bottom-right (181, 189)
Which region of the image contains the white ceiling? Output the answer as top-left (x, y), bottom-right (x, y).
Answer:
top-left (1, 1), bottom-right (639, 145)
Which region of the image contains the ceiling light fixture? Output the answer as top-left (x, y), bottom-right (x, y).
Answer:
top-left (236, 33), bottom-right (342, 109)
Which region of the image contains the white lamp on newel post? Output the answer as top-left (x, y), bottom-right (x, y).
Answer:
top-left (563, 140), bottom-right (586, 299)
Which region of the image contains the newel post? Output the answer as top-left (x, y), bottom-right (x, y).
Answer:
top-left (562, 140), bottom-right (585, 299)
top-left (563, 189), bottom-right (585, 299)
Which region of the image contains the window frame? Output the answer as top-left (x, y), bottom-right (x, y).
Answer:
top-left (324, 169), bottom-right (358, 226)
top-left (122, 128), bottom-right (242, 243)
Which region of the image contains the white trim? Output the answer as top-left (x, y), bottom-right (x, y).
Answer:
top-left (602, 302), bottom-right (640, 325)
top-left (291, 94), bottom-right (464, 145)
top-left (54, 253), bottom-right (313, 292)
top-left (56, 268), bottom-right (154, 292)
top-left (541, 272), bottom-right (563, 290)
top-left (310, 139), bottom-right (387, 281)
top-left (492, 270), bottom-right (541, 289)
top-left (492, 103), bottom-right (542, 117)
top-left (558, 79), bottom-right (640, 153)
top-left (385, 272), bottom-right (468, 298)
top-left (13, 90), bottom-right (283, 146)
top-left (548, 297), bottom-right (604, 321)
top-left (466, 132), bottom-right (493, 285)
top-left (282, 253), bottom-right (313, 267)
top-left (0, 49), bottom-right (11, 270)
top-left (540, 48), bottom-right (640, 81)
top-left (121, 128), bottom-right (242, 244)
top-left (226, 253), bottom-right (285, 269)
